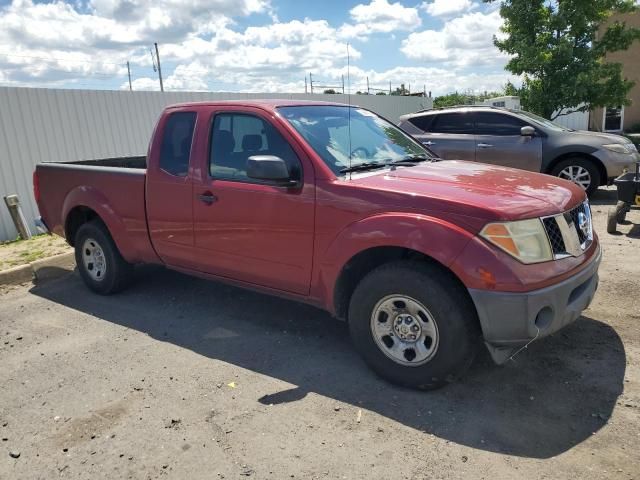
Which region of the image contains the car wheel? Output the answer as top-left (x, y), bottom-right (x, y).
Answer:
top-left (550, 158), bottom-right (600, 197)
top-left (74, 220), bottom-right (134, 294)
top-left (348, 260), bottom-right (480, 390)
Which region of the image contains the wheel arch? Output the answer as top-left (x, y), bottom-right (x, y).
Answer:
top-left (545, 152), bottom-right (607, 186)
top-left (61, 186), bottom-right (136, 261)
top-left (65, 206), bottom-right (103, 247)
top-left (332, 246), bottom-right (475, 323)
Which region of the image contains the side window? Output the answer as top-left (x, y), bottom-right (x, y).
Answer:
top-left (210, 113), bottom-right (301, 182)
top-left (474, 112), bottom-right (526, 136)
top-left (159, 112), bottom-right (196, 176)
top-left (408, 115), bottom-right (434, 132)
top-left (430, 113), bottom-right (474, 134)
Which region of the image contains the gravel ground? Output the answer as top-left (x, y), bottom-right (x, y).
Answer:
top-left (0, 188), bottom-right (638, 480)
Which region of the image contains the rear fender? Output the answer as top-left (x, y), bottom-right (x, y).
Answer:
top-left (62, 186), bottom-right (138, 263)
top-left (317, 213), bottom-right (475, 311)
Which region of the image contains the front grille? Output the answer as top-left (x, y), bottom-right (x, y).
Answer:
top-left (543, 217), bottom-right (566, 254)
top-left (568, 202), bottom-right (589, 245)
top-left (542, 202), bottom-right (593, 258)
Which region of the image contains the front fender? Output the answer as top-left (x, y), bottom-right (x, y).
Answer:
top-left (62, 186), bottom-right (138, 262)
top-left (317, 213), bottom-right (475, 312)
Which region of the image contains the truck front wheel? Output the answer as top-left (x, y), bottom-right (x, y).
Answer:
top-left (348, 261), bottom-right (479, 390)
top-left (74, 220), bottom-right (133, 294)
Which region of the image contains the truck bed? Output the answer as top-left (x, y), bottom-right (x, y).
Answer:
top-left (35, 156), bottom-right (155, 263)
top-left (56, 156), bottom-right (147, 170)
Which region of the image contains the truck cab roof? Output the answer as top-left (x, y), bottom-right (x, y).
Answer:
top-left (165, 99), bottom-right (349, 111)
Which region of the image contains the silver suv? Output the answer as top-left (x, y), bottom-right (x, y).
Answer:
top-left (399, 106), bottom-right (639, 196)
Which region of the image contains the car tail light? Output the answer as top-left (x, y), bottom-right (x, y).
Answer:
top-left (33, 170), bottom-right (40, 203)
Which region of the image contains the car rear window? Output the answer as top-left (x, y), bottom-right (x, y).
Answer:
top-left (474, 112), bottom-right (526, 136)
top-left (429, 113), bottom-right (474, 134)
top-left (408, 115), bottom-right (434, 132)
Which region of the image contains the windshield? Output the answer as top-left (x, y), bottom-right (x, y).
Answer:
top-left (278, 105), bottom-right (433, 175)
top-left (517, 110), bottom-right (569, 131)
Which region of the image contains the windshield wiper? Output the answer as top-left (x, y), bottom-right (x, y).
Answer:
top-left (388, 154), bottom-right (430, 165)
top-left (339, 162), bottom-right (387, 174)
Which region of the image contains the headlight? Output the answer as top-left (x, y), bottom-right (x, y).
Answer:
top-left (602, 143), bottom-right (635, 154)
top-left (480, 218), bottom-right (553, 264)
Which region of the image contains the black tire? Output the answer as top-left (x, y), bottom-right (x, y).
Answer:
top-left (74, 220), bottom-right (133, 294)
top-left (606, 208), bottom-right (618, 234)
top-left (615, 200), bottom-right (629, 223)
top-left (348, 261), bottom-right (480, 390)
top-left (550, 158), bottom-right (601, 197)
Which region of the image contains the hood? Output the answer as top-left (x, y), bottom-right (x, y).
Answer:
top-left (350, 160), bottom-right (585, 226)
top-left (570, 130), bottom-right (632, 145)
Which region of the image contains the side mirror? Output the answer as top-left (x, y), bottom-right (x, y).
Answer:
top-left (247, 155), bottom-right (298, 186)
top-left (521, 126), bottom-right (536, 136)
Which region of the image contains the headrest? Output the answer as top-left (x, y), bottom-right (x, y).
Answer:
top-left (242, 134), bottom-right (263, 152)
top-left (216, 130), bottom-right (235, 152)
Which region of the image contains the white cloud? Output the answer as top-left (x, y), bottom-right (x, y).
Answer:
top-left (421, 0), bottom-right (475, 17)
top-left (401, 10), bottom-right (506, 67)
top-left (1, 0), bottom-right (512, 97)
top-left (339, 0), bottom-right (421, 38)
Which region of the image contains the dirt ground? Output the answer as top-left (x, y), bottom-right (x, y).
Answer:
top-left (0, 235), bottom-right (71, 271)
top-left (0, 188), bottom-right (638, 480)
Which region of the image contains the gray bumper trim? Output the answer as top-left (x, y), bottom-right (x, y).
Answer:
top-left (469, 246), bottom-right (601, 364)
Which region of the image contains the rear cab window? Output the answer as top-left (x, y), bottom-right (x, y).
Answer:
top-left (408, 115), bottom-right (435, 132)
top-left (159, 112), bottom-right (196, 176)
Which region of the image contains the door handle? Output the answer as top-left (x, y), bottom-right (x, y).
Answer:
top-left (422, 141), bottom-right (436, 146)
top-left (477, 143), bottom-right (494, 148)
top-left (198, 192), bottom-right (217, 205)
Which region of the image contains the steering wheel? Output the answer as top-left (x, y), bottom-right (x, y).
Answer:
top-left (351, 147), bottom-right (370, 159)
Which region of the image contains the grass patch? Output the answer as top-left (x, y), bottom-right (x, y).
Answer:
top-left (0, 234), bottom-right (71, 271)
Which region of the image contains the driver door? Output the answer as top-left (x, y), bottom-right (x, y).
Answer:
top-left (192, 107), bottom-right (315, 295)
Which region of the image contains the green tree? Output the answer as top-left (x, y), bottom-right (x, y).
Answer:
top-left (489, 0), bottom-right (640, 119)
top-left (433, 90), bottom-right (504, 108)
top-left (323, 89), bottom-right (337, 94)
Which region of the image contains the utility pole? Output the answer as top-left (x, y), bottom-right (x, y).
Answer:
top-left (304, 76), bottom-right (308, 94)
top-left (309, 73), bottom-right (314, 94)
top-left (127, 61), bottom-right (132, 91)
top-left (366, 76), bottom-right (370, 95)
top-left (154, 42), bottom-right (164, 92)
top-left (341, 75), bottom-right (345, 94)
top-left (389, 81), bottom-right (392, 95)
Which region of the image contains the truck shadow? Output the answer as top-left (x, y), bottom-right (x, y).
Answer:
top-left (30, 266), bottom-right (625, 460)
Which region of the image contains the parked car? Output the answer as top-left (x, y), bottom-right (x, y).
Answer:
top-left (399, 105), bottom-right (640, 196)
top-left (34, 100), bottom-right (600, 390)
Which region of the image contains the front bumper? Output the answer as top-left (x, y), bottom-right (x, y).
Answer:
top-left (595, 149), bottom-right (640, 180)
top-left (468, 245), bottom-right (601, 363)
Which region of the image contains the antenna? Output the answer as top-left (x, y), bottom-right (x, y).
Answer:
top-left (347, 43), bottom-right (352, 180)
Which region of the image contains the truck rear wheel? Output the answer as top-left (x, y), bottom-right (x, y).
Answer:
top-left (74, 220), bottom-right (133, 294)
top-left (348, 261), bottom-right (480, 390)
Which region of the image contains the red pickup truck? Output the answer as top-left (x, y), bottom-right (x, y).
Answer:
top-left (34, 100), bottom-right (601, 389)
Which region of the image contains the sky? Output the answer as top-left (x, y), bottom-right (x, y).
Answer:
top-left (0, 0), bottom-right (520, 95)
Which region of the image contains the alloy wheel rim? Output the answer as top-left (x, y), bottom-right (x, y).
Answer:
top-left (558, 165), bottom-right (591, 190)
top-left (82, 237), bottom-right (107, 282)
top-left (370, 295), bottom-right (439, 367)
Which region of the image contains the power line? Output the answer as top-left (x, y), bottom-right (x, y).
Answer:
top-left (0, 51), bottom-right (126, 66)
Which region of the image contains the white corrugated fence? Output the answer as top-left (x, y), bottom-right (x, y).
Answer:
top-left (0, 86), bottom-right (431, 241)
